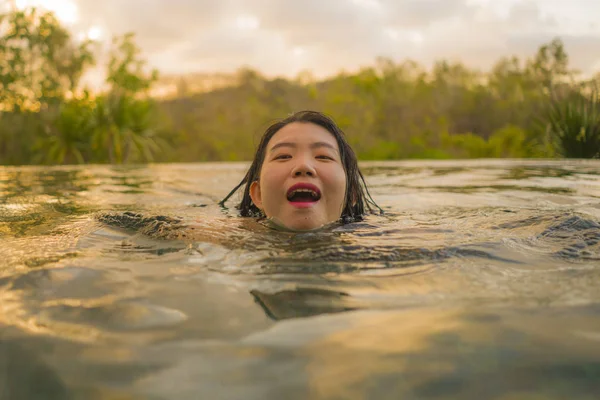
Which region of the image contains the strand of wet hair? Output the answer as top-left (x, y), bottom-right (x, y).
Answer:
top-left (359, 171), bottom-right (384, 215)
top-left (218, 175), bottom-right (248, 207)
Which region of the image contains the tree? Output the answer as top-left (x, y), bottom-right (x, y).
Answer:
top-left (526, 38), bottom-right (572, 91)
top-left (92, 33), bottom-right (163, 163)
top-left (0, 8), bottom-right (94, 112)
top-left (34, 92), bottom-right (96, 164)
top-left (0, 7), bottom-right (95, 165)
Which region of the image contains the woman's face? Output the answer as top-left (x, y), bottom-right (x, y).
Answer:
top-left (249, 122), bottom-right (347, 231)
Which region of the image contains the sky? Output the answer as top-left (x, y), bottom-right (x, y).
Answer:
top-left (5, 0), bottom-right (600, 79)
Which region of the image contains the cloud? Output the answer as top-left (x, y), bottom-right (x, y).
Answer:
top-left (151, 27), bottom-right (294, 75)
top-left (70, 0), bottom-right (600, 77)
top-left (75, 0), bottom-right (231, 52)
top-left (382, 0), bottom-right (475, 28)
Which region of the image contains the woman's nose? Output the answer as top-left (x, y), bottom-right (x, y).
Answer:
top-left (292, 157), bottom-right (316, 177)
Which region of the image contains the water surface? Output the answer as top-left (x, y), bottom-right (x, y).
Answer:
top-left (1, 160), bottom-right (600, 399)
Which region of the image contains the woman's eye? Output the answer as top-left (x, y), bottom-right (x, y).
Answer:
top-left (316, 155), bottom-right (334, 160)
top-left (274, 154), bottom-right (291, 160)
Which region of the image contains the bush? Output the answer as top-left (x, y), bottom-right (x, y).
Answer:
top-left (487, 125), bottom-right (528, 158)
top-left (544, 87), bottom-right (600, 158)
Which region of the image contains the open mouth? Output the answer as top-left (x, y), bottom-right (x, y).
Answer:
top-left (286, 183), bottom-right (321, 203)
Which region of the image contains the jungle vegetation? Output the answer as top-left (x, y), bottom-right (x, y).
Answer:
top-left (1, 7), bottom-right (599, 165)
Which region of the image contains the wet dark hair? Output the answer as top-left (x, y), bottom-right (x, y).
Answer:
top-left (219, 110), bottom-right (382, 223)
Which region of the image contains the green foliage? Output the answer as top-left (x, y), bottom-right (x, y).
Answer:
top-left (0, 8), bottom-right (94, 112)
top-left (487, 125), bottom-right (529, 158)
top-left (527, 38), bottom-right (571, 90)
top-left (543, 87), bottom-right (600, 158)
top-left (433, 126), bottom-right (532, 159)
top-left (34, 93), bottom-right (96, 164)
top-left (106, 33), bottom-right (158, 95)
top-left (156, 37), bottom-right (590, 162)
top-left (91, 33), bottom-right (162, 164)
top-left (0, 7), bottom-right (165, 165)
top-left (0, 9), bottom-right (595, 165)
top-left (93, 94), bottom-right (162, 163)
top-left (442, 132), bottom-right (490, 158)
top-left (361, 140), bottom-right (402, 160)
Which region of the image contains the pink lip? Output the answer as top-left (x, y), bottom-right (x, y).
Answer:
top-left (287, 182), bottom-right (321, 208)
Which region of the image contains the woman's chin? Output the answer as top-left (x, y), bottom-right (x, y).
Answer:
top-left (265, 216), bottom-right (326, 232)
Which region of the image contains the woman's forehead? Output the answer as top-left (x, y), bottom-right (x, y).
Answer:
top-left (268, 122), bottom-right (339, 149)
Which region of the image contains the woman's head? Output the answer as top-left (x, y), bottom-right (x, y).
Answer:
top-left (220, 111), bottom-right (381, 230)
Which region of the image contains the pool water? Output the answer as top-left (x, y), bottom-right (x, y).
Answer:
top-left (1, 160), bottom-right (600, 399)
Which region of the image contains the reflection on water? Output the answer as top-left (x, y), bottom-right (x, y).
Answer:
top-left (1, 160), bottom-right (600, 399)
top-left (0, 335), bottom-right (71, 400)
top-left (250, 288), bottom-right (356, 320)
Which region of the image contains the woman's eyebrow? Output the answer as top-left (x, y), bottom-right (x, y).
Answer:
top-left (269, 141), bottom-right (339, 153)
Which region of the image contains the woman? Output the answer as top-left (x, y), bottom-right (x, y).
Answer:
top-left (220, 110), bottom-right (381, 231)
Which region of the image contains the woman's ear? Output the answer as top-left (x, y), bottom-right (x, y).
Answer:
top-left (249, 180), bottom-right (263, 210)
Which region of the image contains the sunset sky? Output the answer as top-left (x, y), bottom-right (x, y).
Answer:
top-left (5, 0), bottom-right (600, 78)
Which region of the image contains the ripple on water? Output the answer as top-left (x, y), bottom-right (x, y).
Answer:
top-left (1, 267), bottom-right (122, 300)
top-left (0, 265), bottom-right (188, 338)
top-left (39, 301), bottom-right (188, 332)
top-left (529, 215), bottom-right (600, 261)
top-left (2, 161), bottom-right (600, 399)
